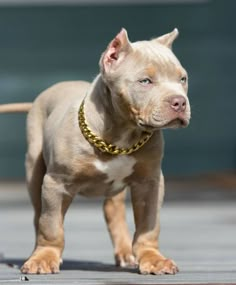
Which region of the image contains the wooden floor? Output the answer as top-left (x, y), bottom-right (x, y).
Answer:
top-left (0, 183), bottom-right (236, 284)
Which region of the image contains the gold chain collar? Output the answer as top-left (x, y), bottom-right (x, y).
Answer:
top-left (78, 100), bottom-right (153, 155)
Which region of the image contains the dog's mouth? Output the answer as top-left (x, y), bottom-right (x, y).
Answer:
top-left (163, 118), bottom-right (189, 129)
top-left (138, 122), bottom-right (158, 132)
top-left (138, 118), bottom-right (189, 131)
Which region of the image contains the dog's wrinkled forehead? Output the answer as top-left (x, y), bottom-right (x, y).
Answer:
top-left (100, 28), bottom-right (185, 81)
top-left (132, 40), bottom-right (181, 68)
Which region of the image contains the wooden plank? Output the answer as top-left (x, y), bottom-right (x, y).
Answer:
top-left (0, 184), bottom-right (236, 284)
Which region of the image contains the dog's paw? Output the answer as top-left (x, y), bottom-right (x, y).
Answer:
top-left (139, 252), bottom-right (178, 275)
top-left (21, 248), bottom-right (60, 274)
top-left (115, 249), bottom-right (137, 268)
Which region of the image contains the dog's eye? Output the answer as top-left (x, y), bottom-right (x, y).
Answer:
top-left (139, 78), bottom-right (152, 85)
top-left (180, 76), bottom-right (187, 84)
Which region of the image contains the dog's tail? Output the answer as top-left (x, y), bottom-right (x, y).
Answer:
top-left (0, 103), bottom-right (32, 113)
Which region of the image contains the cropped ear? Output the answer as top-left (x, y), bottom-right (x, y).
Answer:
top-left (152, 28), bottom-right (179, 49)
top-left (100, 28), bottom-right (132, 73)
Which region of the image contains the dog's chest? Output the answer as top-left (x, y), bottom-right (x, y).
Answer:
top-left (94, 156), bottom-right (136, 193)
top-left (77, 156), bottom-right (137, 196)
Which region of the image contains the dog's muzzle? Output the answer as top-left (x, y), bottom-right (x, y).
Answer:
top-left (138, 94), bottom-right (190, 131)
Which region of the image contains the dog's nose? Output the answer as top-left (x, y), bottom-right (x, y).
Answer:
top-left (169, 95), bottom-right (186, 113)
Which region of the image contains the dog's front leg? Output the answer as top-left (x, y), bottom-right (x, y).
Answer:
top-left (21, 174), bottom-right (73, 274)
top-left (131, 172), bottom-right (178, 275)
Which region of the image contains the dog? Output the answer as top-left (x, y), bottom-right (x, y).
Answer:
top-left (0, 28), bottom-right (191, 275)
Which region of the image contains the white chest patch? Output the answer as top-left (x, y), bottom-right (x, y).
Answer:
top-left (93, 156), bottom-right (136, 192)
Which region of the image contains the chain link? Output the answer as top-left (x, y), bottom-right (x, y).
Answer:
top-left (78, 100), bottom-right (153, 155)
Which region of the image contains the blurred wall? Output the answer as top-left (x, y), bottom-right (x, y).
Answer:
top-left (0, 0), bottom-right (235, 178)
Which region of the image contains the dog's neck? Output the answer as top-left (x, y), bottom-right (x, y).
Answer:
top-left (84, 75), bottom-right (144, 149)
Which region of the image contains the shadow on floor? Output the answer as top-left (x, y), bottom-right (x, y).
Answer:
top-left (1, 258), bottom-right (138, 273)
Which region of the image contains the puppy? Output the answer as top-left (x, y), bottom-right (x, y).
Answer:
top-left (0, 28), bottom-right (190, 275)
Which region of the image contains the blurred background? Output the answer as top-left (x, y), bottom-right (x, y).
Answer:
top-left (0, 0), bottom-right (235, 196)
top-left (1, 2), bottom-right (236, 279)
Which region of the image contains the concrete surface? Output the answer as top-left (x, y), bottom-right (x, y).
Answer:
top-left (0, 182), bottom-right (236, 284)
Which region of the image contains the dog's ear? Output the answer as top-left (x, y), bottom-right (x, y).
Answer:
top-left (152, 28), bottom-right (179, 49)
top-left (100, 28), bottom-right (132, 73)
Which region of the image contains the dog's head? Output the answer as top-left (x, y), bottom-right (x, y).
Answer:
top-left (99, 28), bottom-right (191, 131)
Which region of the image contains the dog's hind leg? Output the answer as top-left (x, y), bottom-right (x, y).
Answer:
top-left (24, 107), bottom-right (46, 240)
top-left (25, 151), bottom-right (45, 238)
top-left (103, 190), bottom-right (136, 268)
